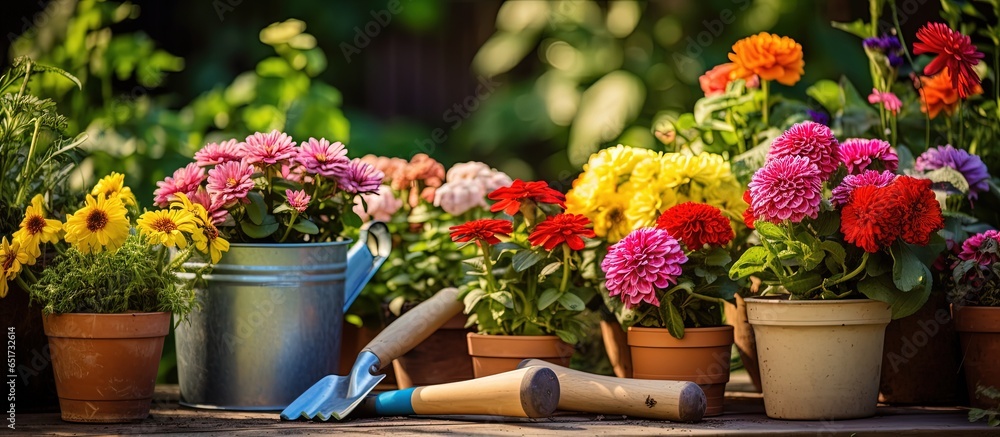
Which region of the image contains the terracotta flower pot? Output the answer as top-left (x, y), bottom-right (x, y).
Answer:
top-left (628, 326), bottom-right (734, 417)
top-left (392, 313), bottom-right (474, 388)
top-left (1, 281), bottom-right (59, 412)
top-left (43, 312), bottom-right (170, 423)
top-left (953, 305), bottom-right (1000, 409)
top-left (466, 333), bottom-right (573, 378)
top-left (746, 297), bottom-right (891, 420)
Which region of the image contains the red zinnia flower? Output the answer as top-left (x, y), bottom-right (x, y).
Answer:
top-left (656, 202), bottom-right (734, 249)
top-left (449, 219), bottom-right (513, 245)
top-left (841, 185), bottom-right (900, 253)
top-left (488, 179), bottom-right (566, 216)
top-left (885, 176), bottom-right (944, 246)
top-left (528, 214), bottom-right (596, 251)
top-left (913, 22), bottom-right (985, 98)
top-left (741, 190), bottom-right (756, 230)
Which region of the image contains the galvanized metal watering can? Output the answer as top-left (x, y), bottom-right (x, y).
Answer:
top-left (174, 222), bottom-right (391, 410)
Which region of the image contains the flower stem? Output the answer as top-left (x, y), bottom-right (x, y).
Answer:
top-left (480, 242), bottom-right (498, 293)
top-left (279, 211), bottom-right (299, 243)
top-left (558, 245), bottom-right (570, 294)
top-left (761, 80), bottom-right (770, 126)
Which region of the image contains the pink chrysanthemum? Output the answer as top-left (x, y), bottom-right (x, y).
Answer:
top-left (188, 186), bottom-right (229, 225)
top-left (602, 228), bottom-right (688, 309)
top-left (286, 189), bottom-right (311, 213)
top-left (207, 160), bottom-right (256, 208)
top-left (748, 155), bottom-right (823, 223)
top-left (868, 89), bottom-right (903, 114)
top-left (194, 139), bottom-right (244, 167)
top-left (958, 230), bottom-right (1000, 266)
top-left (838, 138), bottom-right (899, 175)
top-left (337, 159), bottom-right (385, 194)
top-left (831, 169), bottom-right (897, 206)
top-left (294, 137), bottom-right (350, 178)
top-left (243, 130), bottom-right (297, 167)
top-left (767, 121), bottom-right (841, 180)
top-left (153, 163), bottom-right (206, 207)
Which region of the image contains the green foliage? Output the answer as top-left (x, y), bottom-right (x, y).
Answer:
top-left (969, 385), bottom-right (1000, 427)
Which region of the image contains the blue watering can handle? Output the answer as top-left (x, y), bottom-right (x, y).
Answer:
top-left (344, 221), bottom-right (392, 312)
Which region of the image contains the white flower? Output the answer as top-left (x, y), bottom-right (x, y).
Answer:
top-left (353, 185), bottom-right (404, 222)
top-left (433, 179), bottom-right (488, 216)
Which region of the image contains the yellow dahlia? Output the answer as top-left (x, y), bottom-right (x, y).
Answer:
top-left (591, 196), bottom-right (632, 243)
top-left (138, 209), bottom-right (199, 249)
top-left (192, 222), bottom-right (230, 263)
top-left (64, 194), bottom-right (130, 254)
top-left (728, 32), bottom-right (804, 86)
top-left (12, 194), bottom-right (62, 261)
top-left (1, 237), bottom-right (31, 298)
top-left (91, 172), bottom-right (138, 207)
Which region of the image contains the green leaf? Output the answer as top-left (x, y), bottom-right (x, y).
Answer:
top-left (246, 192), bottom-right (268, 225)
top-left (831, 19), bottom-right (873, 39)
top-left (812, 210), bottom-right (841, 237)
top-left (538, 261), bottom-right (563, 279)
top-left (858, 274), bottom-right (930, 319)
top-left (273, 204), bottom-right (293, 214)
top-left (537, 288), bottom-right (560, 311)
top-left (780, 271), bottom-right (823, 296)
top-left (512, 250), bottom-right (545, 272)
top-left (555, 329), bottom-right (578, 345)
top-left (755, 222), bottom-right (786, 241)
top-left (557, 292), bottom-right (586, 312)
top-left (806, 80), bottom-right (844, 114)
top-left (704, 247), bottom-right (732, 267)
top-left (342, 209), bottom-right (364, 228)
top-left (821, 241), bottom-right (847, 268)
top-left (891, 241), bottom-right (929, 292)
top-left (33, 62), bottom-right (83, 89)
top-left (730, 246), bottom-right (771, 279)
top-left (241, 218), bottom-right (279, 239)
top-left (463, 288), bottom-right (486, 314)
top-left (661, 301), bottom-right (685, 339)
top-left (291, 219), bottom-right (319, 234)
top-left (491, 291), bottom-right (514, 309)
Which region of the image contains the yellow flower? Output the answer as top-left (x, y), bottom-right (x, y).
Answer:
top-left (63, 194), bottom-right (130, 254)
top-left (1, 237), bottom-right (31, 298)
top-left (92, 172), bottom-right (137, 207)
top-left (12, 194), bottom-right (62, 262)
top-left (170, 192), bottom-right (212, 227)
top-left (192, 223), bottom-right (230, 263)
top-left (138, 209), bottom-right (198, 249)
top-left (591, 196), bottom-right (632, 243)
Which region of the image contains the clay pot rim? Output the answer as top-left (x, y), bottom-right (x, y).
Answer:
top-left (953, 305), bottom-right (1000, 333)
top-left (627, 325), bottom-right (734, 348)
top-left (745, 297), bottom-right (891, 326)
top-left (466, 332), bottom-right (569, 341)
top-left (466, 332), bottom-right (574, 358)
top-left (43, 312), bottom-right (171, 338)
top-left (745, 296), bottom-right (883, 305)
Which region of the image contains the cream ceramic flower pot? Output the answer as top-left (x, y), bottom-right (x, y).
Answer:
top-left (746, 297), bottom-right (891, 420)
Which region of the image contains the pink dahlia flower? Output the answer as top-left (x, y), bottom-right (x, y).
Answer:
top-left (601, 228), bottom-right (688, 309)
top-left (188, 186), bottom-right (229, 225)
top-left (153, 163), bottom-right (206, 207)
top-left (958, 230), bottom-right (1000, 266)
top-left (838, 138), bottom-right (899, 174)
top-left (195, 139), bottom-right (244, 167)
top-left (354, 185), bottom-right (404, 222)
top-left (831, 169), bottom-right (897, 206)
top-left (207, 160), bottom-right (256, 208)
top-left (433, 179), bottom-right (488, 216)
top-left (748, 155), bottom-right (823, 223)
top-left (243, 130), bottom-right (297, 167)
top-left (767, 121), bottom-right (841, 180)
top-left (294, 137), bottom-right (350, 178)
top-left (286, 189), bottom-right (311, 213)
top-left (868, 89), bottom-right (903, 114)
top-left (338, 159), bottom-right (385, 194)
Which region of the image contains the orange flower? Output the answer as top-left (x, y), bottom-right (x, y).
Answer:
top-left (728, 33), bottom-right (804, 86)
top-left (699, 63), bottom-right (759, 97)
top-left (919, 67), bottom-right (983, 119)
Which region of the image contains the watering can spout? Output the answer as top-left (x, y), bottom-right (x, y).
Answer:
top-left (344, 221), bottom-right (392, 312)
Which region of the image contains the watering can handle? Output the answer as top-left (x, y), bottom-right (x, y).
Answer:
top-left (344, 221), bottom-right (392, 312)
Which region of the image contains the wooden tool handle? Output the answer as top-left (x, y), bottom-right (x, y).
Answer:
top-left (409, 367), bottom-right (559, 418)
top-left (518, 359), bottom-right (705, 422)
top-left (363, 287), bottom-right (463, 370)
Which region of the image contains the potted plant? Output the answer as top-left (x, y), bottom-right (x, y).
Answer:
top-left (20, 175), bottom-right (222, 423)
top-left (451, 179), bottom-right (596, 377)
top-left (0, 57), bottom-right (85, 412)
top-left (354, 157), bottom-right (512, 387)
top-left (601, 202), bottom-right (739, 416)
top-left (158, 131), bottom-right (390, 410)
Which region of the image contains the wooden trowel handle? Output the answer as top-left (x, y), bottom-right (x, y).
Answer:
top-left (363, 287), bottom-right (463, 370)
top-left (518, 359), bottom-right (706, 422)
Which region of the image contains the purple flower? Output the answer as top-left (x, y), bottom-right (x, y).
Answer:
top-left (915, 145), bottom-right (991, 200)
top-left (831, 170), bottom-right (896, 206)
top-left (958, 230), bottom-right (1000, 266)
top-left (863, 34), bottom-right (904, 68)
top-left (807, 109), bottom-right (830, 126)
top-left (337, 159), bottom-right (384, 194)
top-left (601, 228), bottom-right (687, 309)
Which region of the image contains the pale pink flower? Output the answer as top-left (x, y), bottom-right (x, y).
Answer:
top-left (194, 139), bottom-right (244, 166)
top-left (286, 189), bottom-right (311, 213)
top-left (353, 185), bottom-right (404, 222)
top-left (280, 164), bottom-right (306, 183)
top-left (337, 160), bottom-right (384, 194)
top-left (153, 163), bottom-right (206, 207)
top-left (445, 162), bottom-right (514, 193)
top-left (207, 160), bottom-right (256, 208)
top-left (433, 179), bottom-right (488, 216)
top-left (294, 137), bottom-right (350, 178)
top-left (868, 89), bottom-right (903, 114)
top-left (601, 228), bottom-right (688, 308)
top-left (767, 121), bottom-right (841, 180)
top-left (243, 130), bottom-right (297, 167)
top-left (831, 170), bottom-right (896, 206)
top-left (188, 186), bottom-right (230, 225)
top-left (838, 138), bottom-right (899, 174)
top-left (748, 155), bottom-right (823, 223)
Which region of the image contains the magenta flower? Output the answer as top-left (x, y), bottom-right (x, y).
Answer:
top-left (188, 186), bottom-right (230, 225)
top-left (915, 145), bottom-right (991, 200)
top-left (286, 189), bottom-right (311, 213)
top-left (207, 160), bottom-right (256, 208)
top-left (601, 228), bottom-right (688, 308)
top-left (958, 230), bottom-right (1000, 266)
top-left (337, 159), bottom-right (385, 194)
top-left (243, 130), bottom-right (297, 167)
top-left (868, 89), bottom-right (902, 114)
top-left (194, 139), bottom-right (244, 167)
top-left (838, 138), bottom-right (899, 174)
top-left (748, 155), bottom-right (823, 223)
top-left (831, 170), bottom-right (897, 206)
top-left (153, 163), bottom-right (206, 207)
top-left (767, 121), bottom-right (841, 180)
top-left (294, 137), bottom-right (350, 178)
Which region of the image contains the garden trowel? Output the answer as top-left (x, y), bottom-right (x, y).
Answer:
top-left (280, 287), bottom-right (464, 421)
